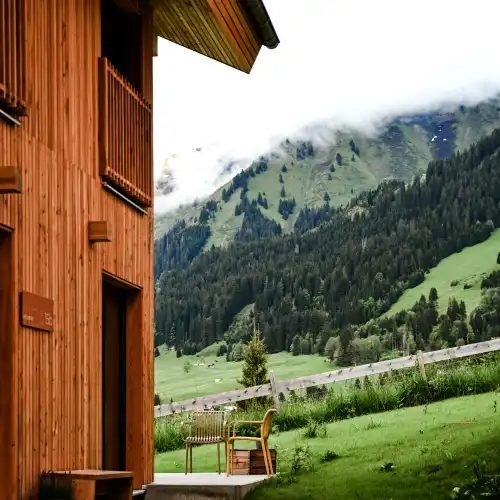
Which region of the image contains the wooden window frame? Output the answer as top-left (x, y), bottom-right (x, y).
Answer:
top-left (0, 0), bottom-right (28, 122)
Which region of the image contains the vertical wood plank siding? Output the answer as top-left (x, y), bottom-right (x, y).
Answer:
top-left (0, 1), bottom-right (154, 498)
top-left (0, 0), bottom-right (28, 114)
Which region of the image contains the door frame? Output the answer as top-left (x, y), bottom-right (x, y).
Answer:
top-left (0, 225), bottom-right (18, 500)
top-left (101, 271), bottom-right (143, 481)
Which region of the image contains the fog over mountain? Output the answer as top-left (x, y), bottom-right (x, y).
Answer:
top-left (152, 0), bottom-right (500, 213)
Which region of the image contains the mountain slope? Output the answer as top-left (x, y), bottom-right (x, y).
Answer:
top-left (154, 99), bottom-right (500, 246)
top-left (154, 127), bottom-right (500, 358)
top-left (382, 229), bottom-right (500, 317)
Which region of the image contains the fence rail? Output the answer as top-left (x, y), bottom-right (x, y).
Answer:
top-left (155, 338), bottom-right (500, 418)
top-left (98, 57), bottom-right (153, 207)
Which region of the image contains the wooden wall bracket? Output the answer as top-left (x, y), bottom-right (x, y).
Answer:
top-left (88, 221), bottom-right (113, 243)
top-left (0, 167), bottom-right (22, 194)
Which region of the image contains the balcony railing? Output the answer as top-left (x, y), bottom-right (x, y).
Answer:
top-left (0, 0), bottom-right (28, 116)
top-left (98, 57), bottom-right (152, 208)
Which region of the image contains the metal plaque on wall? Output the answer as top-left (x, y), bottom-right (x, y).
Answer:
top-left (20, 291), bottom-right (54, 332)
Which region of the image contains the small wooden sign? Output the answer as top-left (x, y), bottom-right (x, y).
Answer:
top-left (20, 291), bottom-right (54, 332)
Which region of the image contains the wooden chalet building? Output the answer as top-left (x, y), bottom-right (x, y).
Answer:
top-left (0, 0), bottom-right (278, 497)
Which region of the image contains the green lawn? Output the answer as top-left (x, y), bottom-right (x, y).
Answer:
top-left (155, 391), bottom-right (500, 500)
top-left (385, 229), bottom-right (500, 317)
top-left (154, 345), bottom-right (330, 403)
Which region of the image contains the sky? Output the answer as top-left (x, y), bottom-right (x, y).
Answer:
top-left (152, 0), bottom-right (500, 213)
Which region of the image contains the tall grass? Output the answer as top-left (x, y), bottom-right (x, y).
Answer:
top-left (154, 354), bottom-right (500, 454)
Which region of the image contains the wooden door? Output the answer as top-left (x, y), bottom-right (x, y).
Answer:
top-left (102, 280), bottom-right (127, 471)
top-left (0, 229), bottom-right (14, 490)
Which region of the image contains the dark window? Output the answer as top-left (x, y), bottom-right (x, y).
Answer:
top-left (100, 0), bottom-right (143, 92)
top-left (0, 0), bottom-right (27, 119)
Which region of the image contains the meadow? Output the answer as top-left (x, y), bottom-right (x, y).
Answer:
top-left (154, 343), bottom-right (329, 403)
top-left (154, 353), bottom-right (500, 455)
top-left (155, 391), bottom-right (500, 499)
top-left (384, 229), bottom-right (500, 317)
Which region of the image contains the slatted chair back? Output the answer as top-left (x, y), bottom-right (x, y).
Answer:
top-left (191, 410), bottom-right (226, 443)
top-left (260, 409), bottom-right (277, 440)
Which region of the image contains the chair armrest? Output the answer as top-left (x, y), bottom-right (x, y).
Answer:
top-left (230, 420), bottom-right (264, 436)
top-left (231, 420), bottom-right (264, 426)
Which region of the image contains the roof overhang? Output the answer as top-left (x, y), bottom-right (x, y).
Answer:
top-left (150, 0), bottom-right (279, 73)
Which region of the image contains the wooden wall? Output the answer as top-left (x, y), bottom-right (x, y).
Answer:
top-left (0, 0), bottom-right (154, 497)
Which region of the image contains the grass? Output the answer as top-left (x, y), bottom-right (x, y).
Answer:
top-left (155, 391), bottom-right (500, 500)
top-left (154, 344), bottom-right (329, 403)
top-left (154, 353), bottom-right (500, 454)
top-left (385, 229), bottom-right (500, 317)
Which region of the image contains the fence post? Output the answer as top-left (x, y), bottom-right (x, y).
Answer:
top-left (416, 350), bottom-right (427, 381)
top-left (269, 370), bottom-right (281, 413)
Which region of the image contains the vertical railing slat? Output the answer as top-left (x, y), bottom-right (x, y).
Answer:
top-left (0, 0), bottom-right (5, 99)
top-left (98, 57), bottom-right (109, 177)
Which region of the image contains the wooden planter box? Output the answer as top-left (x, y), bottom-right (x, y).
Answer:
top-left (231, 449), bottom-right (277, 475)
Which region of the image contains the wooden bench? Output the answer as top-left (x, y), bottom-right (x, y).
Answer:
top-left (50, 470), bottom-right (133, 500)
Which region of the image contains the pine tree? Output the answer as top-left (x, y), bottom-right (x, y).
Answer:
top-left (237, 323), bottom-right (271, 408)
top-left (238, 326), bottom-right (269, 387)
top-left (280, 186), bottom-right (286, 197)
top-left (429, 287), bottom-right (438, 303)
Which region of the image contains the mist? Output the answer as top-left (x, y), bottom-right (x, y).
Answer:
top-left (152, 0), bottom-right (500, 213)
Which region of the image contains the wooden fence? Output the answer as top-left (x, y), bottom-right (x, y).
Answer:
top-left (154, 338), bottom-right (500, 418)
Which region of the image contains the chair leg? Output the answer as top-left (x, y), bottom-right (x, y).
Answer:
top-left (260, 439), bottom-right (270, 477)
top-left (189, 443), bottom-right (193, 473)
top-left (264, 440), bottom-right (274, 475)
top-left (226, 440), bottom-right (232, 477)
top-left (217, 441), bottom-right (221, 474)
top-left (185, 443), bottom-right (189, 475)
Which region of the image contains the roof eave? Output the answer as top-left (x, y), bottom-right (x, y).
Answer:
top-left (240, 0), bottom-right (280, 49)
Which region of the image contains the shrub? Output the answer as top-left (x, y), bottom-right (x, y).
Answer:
top-left (154, 417), bottom-right (184, 453)
top-left (302, 418), bottom-right (327, 439)
top-left (451, 461), bottom-right (500, 499)
top-left (319, 450), bottom-right (339, 463)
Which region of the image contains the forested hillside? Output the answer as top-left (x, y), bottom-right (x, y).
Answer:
top-left (154, 128), bottom-right (500, 360)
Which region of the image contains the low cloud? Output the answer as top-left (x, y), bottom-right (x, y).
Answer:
top-left (153, 0), bottom-right (500, 213)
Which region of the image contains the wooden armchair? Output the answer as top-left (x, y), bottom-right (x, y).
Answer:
top-left (181, 410), bottom-right (228, 474)
top-left (226, 409), bottom-right (277, 477)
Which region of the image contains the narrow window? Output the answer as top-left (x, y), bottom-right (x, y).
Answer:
top-left (101, 0), bottom-right (143, 93)
top-left (0, 0), bottom-right (27, 120)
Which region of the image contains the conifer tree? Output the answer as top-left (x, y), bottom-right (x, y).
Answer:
top-left (237, 321), bottom-right (271, 408)
top-left (238, 324), bottom-right (269, 388)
